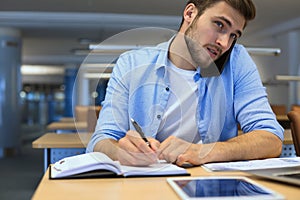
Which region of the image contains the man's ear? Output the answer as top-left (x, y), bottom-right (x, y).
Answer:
top-left (183, 3), bottom-right (198, 24)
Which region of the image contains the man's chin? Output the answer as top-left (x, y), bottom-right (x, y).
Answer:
top-left (195, 59), bottom-right (214, 69)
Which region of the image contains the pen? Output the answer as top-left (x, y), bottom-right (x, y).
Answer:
top-left (130, 118), bottom-right (151, 147)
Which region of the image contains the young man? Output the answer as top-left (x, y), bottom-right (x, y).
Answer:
top-left (86, 0), bottom-right (284, 166)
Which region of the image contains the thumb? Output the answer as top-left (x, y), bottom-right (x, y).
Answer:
top-left (176, 154), bottom-right (190, 166)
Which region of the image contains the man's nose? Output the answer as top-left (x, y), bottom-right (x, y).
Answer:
top-left (216, 34), bottom-right (231, 50)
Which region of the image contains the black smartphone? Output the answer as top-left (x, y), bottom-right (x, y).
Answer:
top-left (201, 40), bottom-right (236, 77)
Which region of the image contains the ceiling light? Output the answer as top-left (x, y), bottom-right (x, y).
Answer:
top-left (275, 75), bottom-right (300, 81)
top-left (21, 65), bottom-right (64, 75)
top-left (84, 73), bottom-right (111, 79)
top-left (245, 47), bottom-right (281, 56)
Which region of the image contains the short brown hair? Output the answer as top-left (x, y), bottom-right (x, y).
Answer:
top-left (180, 0), bottom-right (256, 29)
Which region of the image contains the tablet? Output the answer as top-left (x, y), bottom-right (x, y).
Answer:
top-left (167, 176), bottom-right (284, 200)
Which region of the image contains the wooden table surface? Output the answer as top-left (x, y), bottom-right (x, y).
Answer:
top-left (32, 165), bottom-right (300, 200)
top-left (59, 117), bottom-right (75, 122)
top-left (33, 129), bottom-right (293, 148)
top-left (32, 132), bottom-right (92, 148)
top-left (46, 121), bottom-right (87, 131)
top-left (276, 115), bottom-right (289, 121)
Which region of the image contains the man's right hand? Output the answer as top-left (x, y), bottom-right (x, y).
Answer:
top-left (117, 130), bottom-right (160, 166)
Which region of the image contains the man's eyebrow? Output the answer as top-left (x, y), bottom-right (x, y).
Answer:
top-left (217, 16), bottom-right (242, 37)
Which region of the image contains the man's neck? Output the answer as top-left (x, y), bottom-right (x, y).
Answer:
top-left (168, 33), bottom-right (197, 71)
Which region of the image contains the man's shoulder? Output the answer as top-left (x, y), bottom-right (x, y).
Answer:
top-left (117, 41), bottom-right (169, 68)
top-left (226, 43), bottom-right (257, 74)
top-left (120, 41), bottom-right (168, 58)
top-left (229, 43), bottom-right (252, 63)
top-left (232, 43), bottom-right (247, 54)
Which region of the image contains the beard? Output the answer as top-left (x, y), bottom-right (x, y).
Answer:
top-left (184, 26), bottom-right (221, 69)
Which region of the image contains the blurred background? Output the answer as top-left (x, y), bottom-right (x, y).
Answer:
top-left (0, 0), bottom-right (300, 199)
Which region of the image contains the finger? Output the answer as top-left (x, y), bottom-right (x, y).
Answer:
top-left (147, 138), bottom-right (160, 151)
top-left (158, 137), bottom-right (190, 163)
top-left (159, 145), bottom-right (179, 163)
top-left (176, 154), bottom-right (197, 167)
top-left (176, 154), bottom-right (190, 166)
top-left (157, 136), bottom-right (174, 159)
top-left (175, 145), bottom-right (200, 167)
top-left (121, 131), bottom-right (158, 164)
top-left (127, 130), bottom-right (155, 154)
top-left (118, 146), bottom-right (157, 166)
top-left (118, 149), bottom-right (136, 165)
top-left (119, 135), bottom-right (141, 153)
top-left (120, 135), bottom-right (157, 162)
top-left (118, 150), bottom-right (148, 166)
top-left (158, 136), bottom-right (174, 152)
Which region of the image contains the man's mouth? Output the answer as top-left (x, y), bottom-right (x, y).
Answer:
top-left (207, 47), bottom-right (219, 58)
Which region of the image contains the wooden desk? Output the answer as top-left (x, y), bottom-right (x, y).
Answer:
top-left (32, 166), bottom-right (300, 200)
top-left (59, 117), bottom-right (74, 122)
top-left (283, 129), bottom-right (293, 145)
top-left (32, 132), bottom-right (92, 171)
top-left (276, 115), bottom-right (290, 129)
top-left (34, 130), bottom-right (295, 172)
top-left (46, 121), bottom-right (88, 133)
top-left (277, 115), bottom-right (289, 121)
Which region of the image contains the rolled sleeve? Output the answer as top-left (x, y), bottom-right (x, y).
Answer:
top-left (232, 45), bottom-right (284, 140)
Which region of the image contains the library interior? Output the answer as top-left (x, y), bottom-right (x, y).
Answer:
top-left (1, 0), bottom-right (300, 199)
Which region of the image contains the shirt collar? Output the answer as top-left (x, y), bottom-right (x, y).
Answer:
top-left (154, 36), bottom-right (203, 81)
top-left (153, 36), bottom-right (175, 71)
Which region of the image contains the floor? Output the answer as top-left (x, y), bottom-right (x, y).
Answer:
top-left (0, 125), bottom-right (45, 200)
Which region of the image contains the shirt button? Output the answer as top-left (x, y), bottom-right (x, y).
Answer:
top-left (165, 87), bottom-right (169, 91)
top-left (157, 115), bottom-right (161, 119)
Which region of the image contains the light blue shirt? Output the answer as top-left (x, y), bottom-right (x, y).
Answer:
top-left (86, 39), bottom-right (284, 152)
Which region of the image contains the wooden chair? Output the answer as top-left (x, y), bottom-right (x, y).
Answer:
top-left (270, 104), bottom-right (287, 115)
top-left (75, 105), bottom-right (89, 122)
top-left (75, 105), bottom-right (102, 132)
top-left (271, 104), bottom-right (290, 129)
top-left (287, 111), bottom-right (300, 156)
top-left (87, 106), bottom-right (102, 132)
top-left (291, 104), bottom-right (300, 113)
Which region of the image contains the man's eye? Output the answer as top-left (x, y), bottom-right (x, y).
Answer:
top-left (215, 21), bottom-right (223, 29)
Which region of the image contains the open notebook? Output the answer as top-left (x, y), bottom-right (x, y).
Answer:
top-left (49, 152), bottom-right (190, 179)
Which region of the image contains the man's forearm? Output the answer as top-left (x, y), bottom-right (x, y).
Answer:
top-left (203, 130), bottom-right (282, 163)
top-left (93, 139), bottom-right (119, 161)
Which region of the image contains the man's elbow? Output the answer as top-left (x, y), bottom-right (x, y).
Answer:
top-left (270, 136), bottom-right (283, 158)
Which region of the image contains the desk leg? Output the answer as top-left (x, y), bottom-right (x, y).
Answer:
top-left (44, 148), bottom-right (50, 172)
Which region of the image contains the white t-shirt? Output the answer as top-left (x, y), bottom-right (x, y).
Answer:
top-left (156, 60), bottom-right (201, 143)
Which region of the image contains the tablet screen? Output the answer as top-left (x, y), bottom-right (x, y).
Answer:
top-left (168, 177), bottom-right (284, 199)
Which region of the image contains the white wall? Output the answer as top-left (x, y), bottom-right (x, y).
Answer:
top-left (241, 29), bottom-right (300, 110)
